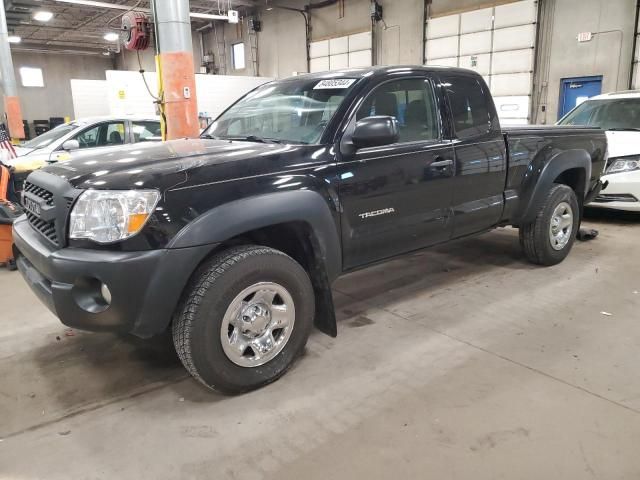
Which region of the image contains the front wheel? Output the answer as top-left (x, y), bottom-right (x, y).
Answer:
top-left (172, 245), bottom-right (315, 394)
top-left (519, 184), bottom-right (579, 266)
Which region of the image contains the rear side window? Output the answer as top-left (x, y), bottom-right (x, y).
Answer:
top-left (132, 121), bottom-right (162, 142)
top-left (443, 75), bottom-right (492, 139)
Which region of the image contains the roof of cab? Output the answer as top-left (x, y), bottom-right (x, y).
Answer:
top-left (278, 65), bottom-right (481, 82)
top-left (590, 90), bottom-right (640, 100)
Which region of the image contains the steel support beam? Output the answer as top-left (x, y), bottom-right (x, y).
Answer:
top-left (152, 0), bottom-right (199, 140)
top-left (0, 0), bottom-right (24, 139)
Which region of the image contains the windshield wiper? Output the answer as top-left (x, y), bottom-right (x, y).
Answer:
top-left (607, 128), bottom-right (640, 132)
top-left (220, 135), bottom-right (284, 144)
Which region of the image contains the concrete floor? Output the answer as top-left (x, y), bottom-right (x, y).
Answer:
top-left (1, 210), bottom-right (639, 479)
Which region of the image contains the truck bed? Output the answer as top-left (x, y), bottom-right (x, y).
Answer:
top-left (501, 124), bottom-right (607, 224)
top-left (502, 124), bottom-right (604, 136)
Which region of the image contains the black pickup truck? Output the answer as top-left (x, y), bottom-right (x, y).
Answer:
top-left (13, 66), bottom-right (606, 393)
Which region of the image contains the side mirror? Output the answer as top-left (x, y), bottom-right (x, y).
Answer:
top-left (352, 115), bottom-right (399, 149)
top-left (61, 139), bottom-right (80, 151)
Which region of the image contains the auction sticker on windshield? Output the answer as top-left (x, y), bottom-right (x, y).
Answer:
top-left (314, 79), bottom-right (357, 89)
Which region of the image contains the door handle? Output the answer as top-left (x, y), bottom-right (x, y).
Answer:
top-left (430, 159), bottom-right (453, 169)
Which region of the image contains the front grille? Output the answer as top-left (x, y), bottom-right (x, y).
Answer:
top-left (23, 182), bottom-right (54, 205)
top-left (25, 211), bottom-right (58, 244)
top-left (594, 193), bottom-right (639, 203)
top-left (23, 182), bottom-right (59, 245)
top-left (20, 172), bottom-right (81, 249)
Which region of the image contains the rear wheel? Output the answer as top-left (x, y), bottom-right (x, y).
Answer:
top-left (519, 184), bottom-right (579, 266)
top-left (172, 245), bottom-right (314, 394)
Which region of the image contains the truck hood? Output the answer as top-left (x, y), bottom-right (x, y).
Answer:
top-left (605, 130), bottom-right (640, 158)
top-left (41, 138), bottom-right (323, 191)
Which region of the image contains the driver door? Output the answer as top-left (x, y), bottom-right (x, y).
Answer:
top-left (338, 76), bottom-right (456, 269)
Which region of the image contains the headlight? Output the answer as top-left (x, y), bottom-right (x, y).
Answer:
top-left (606, 156), bottom-right (640, 175)
top-left (69, 189), bottom-right (160, 243)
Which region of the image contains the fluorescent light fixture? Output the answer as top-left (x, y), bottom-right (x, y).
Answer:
top-left (55, 0), bottom-right (237, 22)
top-left (189, 12), bottom-right (228, 20)
top-left (103, 32), bottom-right (119, 42)
top-left (8, 36), bottom-right (21, 43)
top-left (55, 0), bottom-right (135, 10)
top-left (33, 11), bottom-right (54, 22)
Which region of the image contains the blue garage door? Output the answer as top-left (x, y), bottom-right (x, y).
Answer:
top-left (558, 76), bottom-right (603, 119)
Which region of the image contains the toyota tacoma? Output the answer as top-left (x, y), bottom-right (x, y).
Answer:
top-left (13, 66), bottom-right (606, 394)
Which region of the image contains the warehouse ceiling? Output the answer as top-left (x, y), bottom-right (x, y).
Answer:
top-left (5, 0), bottom-right (271, 54)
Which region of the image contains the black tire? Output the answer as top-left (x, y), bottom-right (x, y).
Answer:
top-left (519, 184), bottom-right (580, 266)
top-left (172, 245), bottom-right (315, 394)
top-left (7, 259), bottom-right (17, 271)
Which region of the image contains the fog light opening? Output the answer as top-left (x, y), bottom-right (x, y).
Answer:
top-left (100, 283), bottom-right (112, 305)
top-left (72, 277), bottom-right (112, 313)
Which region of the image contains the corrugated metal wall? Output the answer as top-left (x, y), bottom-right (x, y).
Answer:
top-left (424, 0), bottom-right (538, 125)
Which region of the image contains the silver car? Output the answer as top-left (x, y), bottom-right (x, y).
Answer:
top-left (7, 115), bottom-right (161, 193)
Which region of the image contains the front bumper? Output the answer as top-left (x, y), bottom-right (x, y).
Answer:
top-left (589, 171), bottom-right (640, 212)
top-left (13, 217), bottom-right (213, 337)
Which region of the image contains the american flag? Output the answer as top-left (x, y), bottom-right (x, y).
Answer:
top-left (0, 123), bottom-right (17, 160)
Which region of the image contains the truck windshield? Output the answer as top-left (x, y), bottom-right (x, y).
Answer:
top-left (203, 78), bottom-right (359, 144)
top-left (558, 98), bottom-right (640, 131)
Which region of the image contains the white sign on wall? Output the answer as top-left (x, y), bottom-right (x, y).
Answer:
top-left (577, 32), bottom-right (593, 43)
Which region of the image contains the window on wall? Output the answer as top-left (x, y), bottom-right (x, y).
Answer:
top-left (232, 42), bottom-right (245, 70)
top-left (19, 67), bottom-right (44, 87)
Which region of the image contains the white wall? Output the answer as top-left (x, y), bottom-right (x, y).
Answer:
top-left (538, 0), bottom-right (637, 123)
top-left (70, 71), bottom-right (273, 120)
top-left (7, 51), bottom-right (113, 124)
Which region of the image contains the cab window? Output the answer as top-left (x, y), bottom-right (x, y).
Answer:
top-left (132, 121), bottom-right (162, 142)
top-left (442, 75), bottom-right (492, 139)
top-left (356, 78), bottom-right (439, 143)
top-left (74, 121), bottom-right (125, 149)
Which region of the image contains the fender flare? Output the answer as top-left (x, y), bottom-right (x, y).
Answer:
top-left (167, 189), bottom-right (343, 283)
top-left (514, 148), bottom-right (592, 224)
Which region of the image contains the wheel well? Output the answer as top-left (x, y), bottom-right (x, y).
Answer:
top-left (553, 168), bottom-right (586, 196)
top-left (201, 221), bottom-right (338, 337)
top-left (215, 221), bottom-right (319, 273)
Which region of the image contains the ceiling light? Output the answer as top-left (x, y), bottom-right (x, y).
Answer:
top-left (103, 32), bottom-right (119, 42)
top-left (55, 0), bottom-right (138, 11)
top-left (33, 11), bottom-right (54, 22)
top-left (102, 51), bottom-right (111, 56)
top-left (8, 36), bottom-right (21, 43)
